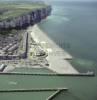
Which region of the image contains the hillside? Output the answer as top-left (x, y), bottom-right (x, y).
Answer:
top-left (0, 2), bottom-right (52, 31)
top-left (0, 3), bottom-right (47, 21)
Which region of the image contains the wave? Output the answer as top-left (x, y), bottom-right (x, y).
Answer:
top-left (47, 15), bottom-right (70, 25)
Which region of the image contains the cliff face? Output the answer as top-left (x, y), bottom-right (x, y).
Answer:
top-left (0, 6), bottom-right (52, 30)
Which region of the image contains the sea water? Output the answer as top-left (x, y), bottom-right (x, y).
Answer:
top-left (0, 1), bottom-right (97, 100)
top-left (38, 1), bottom-right (97, 100)
top-left (39, 1), bottom-right (97, 63)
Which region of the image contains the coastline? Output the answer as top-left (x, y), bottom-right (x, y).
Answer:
top-left (29, 25), bottom-right (79, 74)
top-left (2, 24), bottom-right (79, 74)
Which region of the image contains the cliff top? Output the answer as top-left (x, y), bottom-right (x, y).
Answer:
top-left (0, 2), bottom-right (48, 22)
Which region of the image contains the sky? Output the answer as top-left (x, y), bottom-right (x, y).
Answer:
top-left (1, 0), bottom-right (97, 1)
top-left (0, 0), bottom-right (97, 2)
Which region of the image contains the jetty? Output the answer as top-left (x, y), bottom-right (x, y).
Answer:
top-left (0, 72), bottom-right (95, 77)
top-left (0, 88), bottom-right (68, 93)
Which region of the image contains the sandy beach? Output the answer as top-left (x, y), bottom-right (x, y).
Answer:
top-left (28, 25), bottom-right (79, 74)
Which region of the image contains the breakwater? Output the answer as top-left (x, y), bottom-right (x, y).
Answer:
top-left (0, 88), bottom-right (68, 93)
top-left (47, 89), bottom-right (67, 100)
top-left (0, 72), bottom-right (95, 77)
top-left (0, 6), bottom-right (52, 30)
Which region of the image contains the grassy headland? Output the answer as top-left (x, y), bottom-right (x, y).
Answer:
top-left (0, 2), bottom-right (51, 35)
top-left (0, 3), bottom-right (48, 21)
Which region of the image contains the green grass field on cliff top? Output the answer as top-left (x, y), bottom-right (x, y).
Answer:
top-left (0, 3), bottom-right (47, 21)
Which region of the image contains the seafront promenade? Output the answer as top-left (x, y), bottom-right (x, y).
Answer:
top-left (29, 25), bottom-right (79, 74)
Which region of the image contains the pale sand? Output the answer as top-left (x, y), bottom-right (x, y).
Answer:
top-left (28, 25), bottom-right (79, 74)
